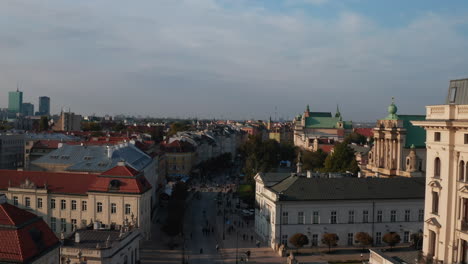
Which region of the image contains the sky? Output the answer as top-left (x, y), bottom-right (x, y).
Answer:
top-left (1, 0), bottom-right (468, 121)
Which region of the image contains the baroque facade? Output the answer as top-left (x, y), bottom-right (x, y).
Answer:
top-left (293, 105), bottom-right (352, 151)
top-left (362, 99), bottom-right (426, 178)
top-left (412, 78), bottom-right (468, 264)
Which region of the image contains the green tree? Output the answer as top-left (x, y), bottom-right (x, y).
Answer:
top-left (302, 149), bottom-right (327, 171)
top-left (410, 232), bottom-right (423, 250)
top-left (321, 233), bottom-right (339, 253)
top-left (167, 122), bottom-right (190, 137)
top-left (383, 232), bottom-right (401, 250)
top-left (289, 233), bottom-right (309, 253)
top-left (163, 181), bottom-right (188, 237)
top-left (323, 142), bottom-right (359, 174)
top-left (113, 122), bottom-right (126, 132)
top-left (355, 232), bottom-right (373, 251)
top-left (82, 122), bottom-right (102, 132)
top-left (39, 116), bottom-right (49, 131)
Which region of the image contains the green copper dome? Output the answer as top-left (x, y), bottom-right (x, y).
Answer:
top-left (385, 97), bottom-right (399, 120)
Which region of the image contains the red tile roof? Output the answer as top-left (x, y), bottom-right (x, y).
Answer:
top-left (354, 128), bottom-right (374, 138)
top-left (0, 203), bottom-right (38, 226)
top-left (0, 203), bottom-right (59, 263)
top-left (0, 170), bottom-right (96, 195)
top-left (319, 144), bottom-right (335, 153)
top-left (0, 166), bottom-right (151, 196)
top-left (101, 165), bottom-right (139, 177)
top-left (88, 175), bottom-right (151, 194)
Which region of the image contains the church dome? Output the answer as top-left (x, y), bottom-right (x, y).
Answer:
top-left (388, 101), bottom-right (397, 115)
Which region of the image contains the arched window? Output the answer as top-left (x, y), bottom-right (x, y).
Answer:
top-left (460, 161), bottom-right (465, 181)
top-left (434, 157), bottom-right (441, 178)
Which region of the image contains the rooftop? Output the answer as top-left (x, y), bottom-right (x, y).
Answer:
top-left (268, 176), bottom-right (425, 201)
top-left (0, 203), bottom-right (60, 263)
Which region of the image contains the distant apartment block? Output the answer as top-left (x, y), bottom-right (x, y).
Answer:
top-left (53, 111), bottom-right (82, 131)
top-left (21, 102), bottom-right (34, 116)
top-left (0, 133), bottom-right (24, 169)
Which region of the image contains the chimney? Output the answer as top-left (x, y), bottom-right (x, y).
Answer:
top-left (75, 232), bottom-right (80, 243)
top-left (117, 160), bottom-right (126, 167)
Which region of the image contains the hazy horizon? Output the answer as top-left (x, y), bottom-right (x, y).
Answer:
top-left (1, 0), bottom-right (467, 120)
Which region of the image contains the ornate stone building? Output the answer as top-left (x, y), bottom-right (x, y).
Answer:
top-left (362, 99), bottom-right (426, 178)
top-left (293, 105), bottom-right (353, 151)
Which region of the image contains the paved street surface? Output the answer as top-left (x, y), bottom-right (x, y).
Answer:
top-left (139, 172), bottom-right (414, 264)
top-left (140, 173), bottom-right (284, 264)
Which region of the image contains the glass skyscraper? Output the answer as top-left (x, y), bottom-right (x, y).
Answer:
top-left (38, 96), bottom-right (50, 116)
top-left (8, 89), bottom-right (23, 114)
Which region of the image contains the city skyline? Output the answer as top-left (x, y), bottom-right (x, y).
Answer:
top-left (1, 0), bottom-right (468, 120)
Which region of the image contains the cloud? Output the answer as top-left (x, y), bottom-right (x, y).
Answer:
top-left (0, 0), bottom-right (467, 120)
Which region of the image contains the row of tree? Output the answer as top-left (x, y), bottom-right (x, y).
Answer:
top-left (289, 231), bottom-right (421, 253)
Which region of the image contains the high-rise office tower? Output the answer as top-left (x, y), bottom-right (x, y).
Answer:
top-left (21, 103), bottom-right (34, 116)
top-left (8, 89), bottom-right (23, 114)
top-left (38, 96), bottom-right (50, 116)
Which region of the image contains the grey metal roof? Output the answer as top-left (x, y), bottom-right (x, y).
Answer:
top-left (258, 172), bottom-right (291, 187)
top-left (62, 229), bottom-right (138, 249)
top-left (25, 133), bottom-right (80, 141)
top-left (32, 143), bottom-right (152, 172)
top-left (269, 176), bottom-right (425, 201)
top-left (446, 78), bottom-right (468, 104)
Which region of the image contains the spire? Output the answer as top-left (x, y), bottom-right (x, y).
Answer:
top-left (306, 104), bottom-right (310, 112)
top-left (335, 104), bottom-right (341, 118)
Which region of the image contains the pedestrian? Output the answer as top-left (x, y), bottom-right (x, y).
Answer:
top-left (211, 227), bottom-right (214, 233)
top-left (190, 232), bottom-right (193, 239)
top-left (251, 235), bottom-right (253, 242)
top-left (243, 234), bottom-right (245, 240)
top-left (256, 240), bottom-right (260, 248)
top-left (216, 244), bottom-right (219, 252)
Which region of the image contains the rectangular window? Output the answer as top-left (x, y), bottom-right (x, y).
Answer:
top-left (312, 234), bottom-right (318, 246)
top-left (71, 219), bottom-right (77, 230)
top-left (331, 211), bottom-right (337, 224)
top-left (281, 235), bottom-right (288, 246)
top-left (391, 210), bottom-right (397, 222)
top-left (404, 210), bottom-right (411, 222)
top-left (51, 217), bottom-right (56, 232)
top-left (282, 212), bottom-right (288, 225)
top-left (347, 233), bottom-right (354, 246)
top-left (418, 209), bottom-right (424, 222)
top-left (111, 203), bottom-right (117, 214)
top-left (50, 199), bottom-right (56, 209)
top-left (434, 132), bottom-right (441, 142)
top-left (348, 210), bottom-right (355, 223)
top-left (125, 204), bottom-right (131, 215)
top-left (82, 201), bottom-right (87, 211)
top-left (404, 231), bottom-right (410, 243)
top-left (71, 200), bottom-right (77, 210)
top-left (37, 198), bottom-right (43, 208)
top-left (465, 134), bottom-right (468, 144)
top-left (376, 232), bottom-right (382, 244)
top-left (97, 202), bottom-right (103, 213)
top-left (25, 197), bottom-right (30, 207)
top-left (13, 196), bottom-right (18, 206)
top-left (312, 211), bottom-right (319, 224)
top-left (297, 211), bottom-right (304, 224)
top-left (377, 210), bottom-right (383, 223)
top-left (363, 210), bottom-right (369, 223)
top-left (61, 218), bottom-right (66, 232)
top-left (432, 192), bottom-right (439, 214)
top-left (60, 199), bottom-right (66, 210)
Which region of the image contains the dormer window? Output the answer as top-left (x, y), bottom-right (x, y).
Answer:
top-left (449, 86), bottom-right (457, 103)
